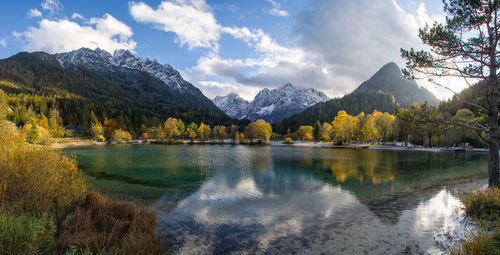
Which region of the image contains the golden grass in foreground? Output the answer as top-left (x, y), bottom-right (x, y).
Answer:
top-left (59, 192), bottom-right (163, 255)
top-left (0, 120), bottom-right (164, 254)
top-left (451, 188), bottom-right (500, 255)
top-left (462, 188), bottom-right (500, 221)
top-left (0, 121), bottom-right (87, 215)
top-left (450, 224), bottom-right (500, 255)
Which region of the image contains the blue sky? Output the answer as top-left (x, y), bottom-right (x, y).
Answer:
top-left (0, 0), bottom-right (456, 100)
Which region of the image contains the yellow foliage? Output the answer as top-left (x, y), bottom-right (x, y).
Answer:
top-left (245, 119), bottom-right (272, 143)
top-left (0, 121), bottom-right (87, 214)
top-left (112, 129), bottom-right (132, 143)
top-left (297, 125), bottom-right (313, 141)
top-left (164, 117), bottom-right (181, 139)
top-left (198, 122), bottom-right (211, 140)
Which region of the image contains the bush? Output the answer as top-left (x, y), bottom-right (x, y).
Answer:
top-left (112, 129), bottom-right (132, 143)
top-left (0, 121), bottom-right (87, 214)
top-left (58, 192), bottom-right (163, 255)
top-left (23, 123), bottom-right (52, 145)
top-left (283, 137), bottom-right (293, 144)
top-left (0, 213), bottom-right (56, 255)
top-left (462, 188), bottom-right (500, 221)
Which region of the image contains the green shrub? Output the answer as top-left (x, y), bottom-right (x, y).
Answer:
top-left (0, 213), bottom-right (56, 255)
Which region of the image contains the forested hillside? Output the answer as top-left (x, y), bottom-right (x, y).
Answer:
top-left (274, 62), bottom-right (439, 133)
top-left (0, 51), bottom-right (244, 136)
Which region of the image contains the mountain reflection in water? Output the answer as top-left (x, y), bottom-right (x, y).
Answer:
top-left (63, 145), bottom-right (487, 254)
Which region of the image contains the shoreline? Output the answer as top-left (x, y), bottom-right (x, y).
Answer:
top-left (52, 138), bottom-right (491, 153)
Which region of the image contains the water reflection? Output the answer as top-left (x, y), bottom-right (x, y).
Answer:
top-left (157, 168), bottom-right (468, 254)
top-left (63, 145), bottom-right (488, 254)
top-left (326, 149), bottom-right (395, 184)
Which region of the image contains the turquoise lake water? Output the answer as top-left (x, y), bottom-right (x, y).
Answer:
top-left (63, 144), bottom-right (488, 254)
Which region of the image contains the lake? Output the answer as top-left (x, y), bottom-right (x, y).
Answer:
top-left (62, 144), bottom-right (488, 254)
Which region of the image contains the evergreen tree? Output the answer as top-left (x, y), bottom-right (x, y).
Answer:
top-left (313, 120), bottom-right (322, 141)
top-left (401, 0), bottom-right (500, 187)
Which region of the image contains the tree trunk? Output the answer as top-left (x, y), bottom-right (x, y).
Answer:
top-left (487, 72), bottom-right (500, 187)
top-left (488, 113), bottom-right (499, 187)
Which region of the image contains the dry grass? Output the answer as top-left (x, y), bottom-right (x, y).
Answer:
top-left (450, 223), bottom-right (500, 255)
top-left (462, 188), bottom-right (500, 221)
top-left (450, 188), bottom-right (500, 255)
top-left (0, 121), bottom-right (87, 214)
top-left (58, 192), bottom-right (163, 255)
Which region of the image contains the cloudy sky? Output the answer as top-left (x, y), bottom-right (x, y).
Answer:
top-left (0, 0), bottom-right (458, 101)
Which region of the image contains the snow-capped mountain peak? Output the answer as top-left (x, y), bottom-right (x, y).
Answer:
top-left (213, 83), bottom-right (329, 123)
top-left (213, 93), bottom-right (250, 119)
top-left (55, 47), bottom-right (192, 92)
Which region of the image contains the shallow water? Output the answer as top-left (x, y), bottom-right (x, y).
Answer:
top-left (63, 145), bottom-right (488, 254)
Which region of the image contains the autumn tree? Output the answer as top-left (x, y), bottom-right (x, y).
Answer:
top-left (332, 111), bottom-right (357, 144)
top-left (373, 111), bottom-right (397, 143)
top-left (198, 122), bottom-right (211, 141)
top-left (112, 129), bottom-right (132, 143)
top-left (164, 118), bottom-right (181, 141)
top-left (355, 112), bottom-right (375, 142)
top-left (147, 126), bottom-right (165, 140)
top-left (321, 123), bottom-right (333, 141)
top-left (213, 125), bottom-right (227, 142)
top-left (245, 119), bottom-right (272, 143)
top-left (297, 125), bottom-right (313, 141)
top-left (90, 121), bottom-right (105, 142)
top-left (401, 0), bottom-right (500, 186)
top-left (185, 122), bottom-right (198, 143)
top-left (0, 89), bottom-right (7, 120)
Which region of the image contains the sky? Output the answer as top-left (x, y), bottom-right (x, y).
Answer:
top-left (0, 0), bottom-right (462, 101)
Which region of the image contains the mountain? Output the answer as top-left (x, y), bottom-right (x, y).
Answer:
top-left (274, 62), bottom-right (439, 133)
top-left (352, 62), bottom-right (439, 107)
top-left (213, 83), bottom-right (329, 123)
top-left (55, 48), bottom-right (213, 107)
top-left (213, 93), bottom-right (250, 120)
top-left (0, 48), bottom-right (241, 133)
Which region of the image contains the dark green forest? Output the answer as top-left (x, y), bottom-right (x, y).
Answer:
top-left (0, 52), bottom-right (248, 137)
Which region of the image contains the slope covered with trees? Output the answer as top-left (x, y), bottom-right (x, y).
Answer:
top-left (274, 62), bottom-right (439, 133)
top-left (0, 52), bottom-right (244, 136)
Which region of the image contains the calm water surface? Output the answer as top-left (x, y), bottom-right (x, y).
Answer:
top-left (63, 145), bottom-right (488, 254)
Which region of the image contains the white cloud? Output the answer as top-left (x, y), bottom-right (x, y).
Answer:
top-left (27, 8), bottom-right (42, 18)
top-left (265, 0), bottom-right (289, 17)
top-left (71, 12), bottom-right (84, 20)
top-left (196, 81), bottom-right (259, 100)
top-left (41, 0), bottom-right (63, 15)
top-left (128, 0), bottom-right (453, 100)
top-left (416, 3), bottom-right (446, 27)
top-left (287, 0), bottom-right (451, 97)
top-left (0, 39), bottom-right (6, 47)
top-left (129, 0), bottom-right (222, 49)
top-left (14, 14), bottom-right (136, 54)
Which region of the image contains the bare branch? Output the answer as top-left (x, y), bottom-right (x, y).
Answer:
top-left (443, 120), bottom-right (488, 132)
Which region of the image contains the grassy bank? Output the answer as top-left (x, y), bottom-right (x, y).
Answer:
top-left (0, 121), bottom-right (164, 254)
top-left (451, 188), bottom-right (500, 255)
